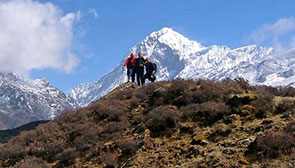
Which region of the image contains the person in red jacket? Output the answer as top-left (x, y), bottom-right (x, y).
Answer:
top-left (123, 53), bottom-right (136, 82)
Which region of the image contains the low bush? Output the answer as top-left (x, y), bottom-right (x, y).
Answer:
top-left (146, 105), bottom-right (180, 137)
top-left (148, 80), bottom-right (198, 107)
top-left (276, 100), bottom-right (295, 114)
top-left (102, 122), bottom-right (126, 134)
top-left (245, 131), bottom-right (295, 160)
top-left (0, 143), bottom-right (26, 167)
top-left (54, 148), bottom-right (79, 168)
top-left (30, 142), bottom-right (64, 163)
top-left (116, 139), bottom-right (142, 156)
top-left (90, 101), bottom-right (126, 122)
top-left (277, 86), bottom-right (295, 97)
top-left (134, 82), bottom-right (164, 102)
top-left (181, 101), bottom-right (231, 126)
top-left (209, 123), bottom-right (232, 142)
top-left (100, 151), bottom-right (118, 168)
top-left (195, 102), bottom-right (231, 126)
top-left (194, 80), bottom-right (226, 103)
top-left (181, 103), bottom-right (201, 121)
top-left (13, 157), bottom-right (48, 168)
top-left (172, 92), bottom-right (194, 107)
top-left (250, 95), bottom-right (274, 119)
top-left (109, 89), bottom-right (133, 100)
top-left (284, 121), bottom-right (295, 136)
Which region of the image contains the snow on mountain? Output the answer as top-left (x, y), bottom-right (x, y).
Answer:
top-left (69, 27), bottom-right (295, 106)
top-left (0, 72), bottom-right (78, 130)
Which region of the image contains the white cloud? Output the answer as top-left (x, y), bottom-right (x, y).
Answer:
top-left (0, 0), bottom-right (80, 76)
top-left (249, 17), bottom-right (295, 52)
top-left (88, 9), bottom-right (99, 19)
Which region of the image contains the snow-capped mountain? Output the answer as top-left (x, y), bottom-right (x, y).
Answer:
top-left (0, 72), bottom-right (78, 130)
top-left (69, 27), bottom-right (295, 106)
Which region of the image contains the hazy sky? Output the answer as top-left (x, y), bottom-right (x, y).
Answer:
top-left (0, 0), bottom-right (295, 92)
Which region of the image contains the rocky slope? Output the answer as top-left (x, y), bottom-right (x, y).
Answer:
top-left (70, 27), bottom-right (295, 107)
top-left (0, 72), bottom-right (78, 129)
top-left (1, 80), bottom-right (295, 167)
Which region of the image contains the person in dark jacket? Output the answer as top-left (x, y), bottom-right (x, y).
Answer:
top-left (135, 52), bottom-right (146, 86)
top-left (144, 57), bottom-right (157, 83)
top-left (123, 53), bottom-right (136, 82)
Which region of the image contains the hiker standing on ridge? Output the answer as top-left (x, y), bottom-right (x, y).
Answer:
top-left (144, 57), bottom-right (157, 83)
top-left (135, 52), bottom-right (146, 86)
top-left (123, 53), bottom-right (136, 82)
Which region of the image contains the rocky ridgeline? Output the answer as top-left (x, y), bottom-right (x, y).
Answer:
top-left (1, 79), bottom-right (295, 167)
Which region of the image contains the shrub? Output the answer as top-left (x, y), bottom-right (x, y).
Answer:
top-left (164, 80), bottom-right (194, 102)
top-left (30, 142), bottom-right (63, 163)
top-left (254, 85), bottom-right (278, 97)
top-left (116, 139), bottom-right (141, 156)
top-left (181, 103), bottom-right (201, 121)
top-left (245, 131), bottom-right (295, 160)
top-left (172, 92), bottom-right (194, 107)
top-left (109, 89), bottom-right (133, 100)
top-left (13, 157), bottom-right (48, 168)
top-left (100, 142), bottom-right (119, 168)
top-left (100, 151), bottom-right (118, 168)
top-left (284, 121), bottom-right (295, 136)
top-left (146, 105), bottom-right (181, 137)
top-left (250, 95), bottom-right (274, 119)
top-left (195, 102), bottom-right (231, 126)
top-left (181, 102), bottom-right (231, 126)
top-left (148, 87), bottom-right (169, 107)
top-left (72, 124), bottom-right (102, 151)
top-left (0, 142), bottom-right (26, 167)
top-left (134, 82), bottom-right (164, 102)
top-left (209, 123), bottom-right (232, 142)
top-left (275, 100), bottom-right (295, 114)
top-left (90, 101), bottom-right (125, 122)
top-left (130, 97), bottom-right (140, 109)
top-left (277, 86), bottom-right (295, 97)
top-left (221, 78), bottom-right (251, 92)
top-left (194, 79), bottom-right (226, 103)
top-left (102, 122), bottom-right (127, 134)
top-left (148, 80), bottom-right (196, 107)
top-left (54, 148), bottom-right (79, 168)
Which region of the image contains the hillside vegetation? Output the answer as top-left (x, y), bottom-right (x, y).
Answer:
top-left (1, 79), bottom-right (295, 167)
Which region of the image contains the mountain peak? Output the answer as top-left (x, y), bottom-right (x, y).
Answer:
top-left (142, 27), bottom-right (204, 54)
top-left (34, 78), bottom-right (50, 87)
top-left (152, 27), bottom-right (174, 36)
top-left (150, 27), bottom-right (197, 43)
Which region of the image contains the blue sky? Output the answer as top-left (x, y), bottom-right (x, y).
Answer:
top-left (1, 0), bottom-right (295, 92)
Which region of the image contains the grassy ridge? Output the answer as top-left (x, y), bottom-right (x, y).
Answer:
top-left (1, 79), bottom-right (295, 167)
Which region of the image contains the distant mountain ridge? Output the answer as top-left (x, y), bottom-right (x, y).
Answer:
top-left (69, 27), bottom-right (295, 106)
top-left (0, 72), bottom-right (78, 130)
top-left (0, 120), bottom-right (49, 143)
